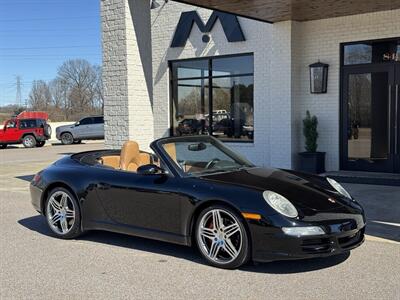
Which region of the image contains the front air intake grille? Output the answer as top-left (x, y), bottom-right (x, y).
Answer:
top-left (301, 238), bottom-right (332, 254)
top-left (338, 228), bottom-right (365, 249)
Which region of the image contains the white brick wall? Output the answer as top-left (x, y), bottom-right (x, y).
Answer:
top-left (151, 2), bottom-right (273, 167)
top-left (101, 0), bottom-right (130, 148)
top-left (150, 4), bottom-right (400, 169)
top-left (102, 0), bottom-right (154, 150)
top-left (102, 0), bottom-right (400, 170)
top-left (291, 9), bottom-right (400, 170)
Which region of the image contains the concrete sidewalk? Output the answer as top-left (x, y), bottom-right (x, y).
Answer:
top-left (343, 183), bottom-right (400, 243)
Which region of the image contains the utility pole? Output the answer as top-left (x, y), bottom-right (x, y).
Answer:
top-left (15, 75), bottom-right (22, 107)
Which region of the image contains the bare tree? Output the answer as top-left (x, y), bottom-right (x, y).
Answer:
top-left (56, 59), bottom-right (99, 116)
top-left (27, 59), bottom-right (103, 121)
top-left (29, 80), bottom-right (52, 111)
top-left (49, 78), bottom-right (69, 120)
top-left (93, 65), bottom-right (104, 110)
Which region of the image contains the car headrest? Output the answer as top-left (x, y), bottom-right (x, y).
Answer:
top-left (120, 141), bottom-right (140, 171)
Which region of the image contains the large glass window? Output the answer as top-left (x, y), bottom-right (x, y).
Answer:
top-left (170, 54), bottom-right (254, 142)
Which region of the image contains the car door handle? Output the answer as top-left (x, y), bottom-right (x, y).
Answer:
top-left (97, 183), bottom-right (111, 190)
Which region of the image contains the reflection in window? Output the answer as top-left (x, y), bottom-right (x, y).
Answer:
top-left (343, 39), bottom-right (400, 65)
top-left (170, 54), bottom-right (254, 142)
top-left (347, 73), bottom-right (389, 160)
top-left (344, 44), bottom-right (372, 65)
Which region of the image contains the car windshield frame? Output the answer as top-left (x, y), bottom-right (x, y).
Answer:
top-left (151, 136), bottom-right (255, 178)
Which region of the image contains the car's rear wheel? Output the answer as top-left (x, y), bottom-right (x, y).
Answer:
top-left (195, 205), bottom-right (250, 269)
top-left (0, 144), bottom-right (7, 149)
top-left (60, 132), bottom-right (73, 145)
top-left (22, 135), bottom-right (36, 148)
top-left (45, 188), bottom-right (82, 239)
top-left (36, 141), bottom-right (45, 147)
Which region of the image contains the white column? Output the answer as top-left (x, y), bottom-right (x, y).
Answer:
top-left (101, 0), bottom-right (154, 150)
top-left (269, 21), bottom-right (296, 169)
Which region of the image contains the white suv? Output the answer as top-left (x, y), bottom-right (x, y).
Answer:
top-left (56, 116), bottom-right (104, 145)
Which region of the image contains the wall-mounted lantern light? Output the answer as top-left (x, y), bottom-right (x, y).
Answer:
top-left (309, 61), bottom-right (329, 94)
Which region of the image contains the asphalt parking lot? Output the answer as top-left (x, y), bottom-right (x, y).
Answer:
top-left (1, 143), bottom-right (399, 299)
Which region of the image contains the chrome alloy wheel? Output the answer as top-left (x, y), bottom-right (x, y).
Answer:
top-left (197, 209), bottom-right (243, 264)
top-left (46, 191), bottom-right (75, 235)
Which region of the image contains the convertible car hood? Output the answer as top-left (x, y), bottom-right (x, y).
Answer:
top-left (200, 167), bottom-right (346, 211)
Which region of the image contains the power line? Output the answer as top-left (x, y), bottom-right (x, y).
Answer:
top-left (0, 0), bottom-right (85, 3)
top-left (0, 16), bottom-right (99, 22)
top-left (0, 45), bottom-right (100, 50)
top-left (0, 33), bottom-right (100, 37)
top-left (0, 53), bottom-right (101, 57)
top-left (0, 28), bottom-right (100, 33)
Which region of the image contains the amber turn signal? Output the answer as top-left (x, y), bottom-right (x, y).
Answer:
top-left (242, 212), bottom-right (262, 220)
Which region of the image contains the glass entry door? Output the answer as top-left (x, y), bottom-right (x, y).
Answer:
top-left (341, 64), bottom-right (399, 172)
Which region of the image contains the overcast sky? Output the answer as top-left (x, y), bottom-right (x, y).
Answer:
top-left (0, 0), bottom-right (101, 106)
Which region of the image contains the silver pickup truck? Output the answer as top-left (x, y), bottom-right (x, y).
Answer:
top-left (56, 116), bottom-right (104, 145)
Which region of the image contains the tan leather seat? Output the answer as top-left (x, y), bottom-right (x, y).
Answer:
top-left (120, 141), bottom-right (141, 172)
top-left (139, 153), bottom-right (151, 165)
top-left (101, 155), bottom-right (120, 169)
top-left (119, 141), bottom-right (152, 172)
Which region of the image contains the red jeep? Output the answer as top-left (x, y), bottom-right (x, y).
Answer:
top-left (0, 112), bottom-right (52, 149)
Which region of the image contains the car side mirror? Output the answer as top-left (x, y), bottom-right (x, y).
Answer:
top-left (137, 164), bottom-right (167, 175)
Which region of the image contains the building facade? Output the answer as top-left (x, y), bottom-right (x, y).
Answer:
top-left (101, 0), bottom-right (400, 173)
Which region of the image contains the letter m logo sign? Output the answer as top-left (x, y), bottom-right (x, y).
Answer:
top-left (171, 11), bottom-right (245, 47)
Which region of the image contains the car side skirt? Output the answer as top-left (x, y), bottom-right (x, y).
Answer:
top-left (84, 220), bottom-right (189, 246)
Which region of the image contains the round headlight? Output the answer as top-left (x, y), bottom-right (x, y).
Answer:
top-left (263, 191), bottom-right (298, 218)
top-left (327, 177), bottom-right (352, 199)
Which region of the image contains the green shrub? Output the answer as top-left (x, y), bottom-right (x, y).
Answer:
top-left (303, 110), bottom-right (318, 152)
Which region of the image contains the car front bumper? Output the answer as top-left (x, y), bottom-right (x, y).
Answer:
top-left (249, 214), bottom-right (366, 262)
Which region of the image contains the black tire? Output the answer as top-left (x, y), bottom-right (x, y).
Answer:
top-left (73, 140), bottom-right (82, 144)
top-left (44, 124), bottom-right (52, 138)
top-left (22, 135), bottom-right (36, 148)
top-left (36, 141), bottom-right (46, 147)
top-left (45, 187), bottom-right (83, 239)
top-left (0, 144), bottom-right (7, 149)
top-left (195, 205), bottom-right (250, 269)
top-left (60, 132), bottom-right (74, 145)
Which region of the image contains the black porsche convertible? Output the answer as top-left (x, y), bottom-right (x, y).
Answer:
top-left (30, 135), bottom-right (365, 269)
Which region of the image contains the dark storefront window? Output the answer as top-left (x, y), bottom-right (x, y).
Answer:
top-left (170, 54), bottom-right (254, 142)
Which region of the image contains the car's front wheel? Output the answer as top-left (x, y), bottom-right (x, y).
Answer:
top-left (195, 205), bottom-right (250, 269)
top-left (22, 135), bottom-right (36, 148)
top-left (45, 188), bottom-right (82, 239)
top-left (60, 132), bottom-right (74, 145)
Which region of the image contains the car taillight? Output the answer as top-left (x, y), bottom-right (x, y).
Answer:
top-left (33, 173), bottom-right (41, 183)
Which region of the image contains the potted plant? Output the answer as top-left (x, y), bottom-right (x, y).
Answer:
top-left (298, 111), bottom-right (325, 174)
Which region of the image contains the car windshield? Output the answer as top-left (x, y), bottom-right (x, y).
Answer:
top-left (160, 138), bottom-right (254, 176)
